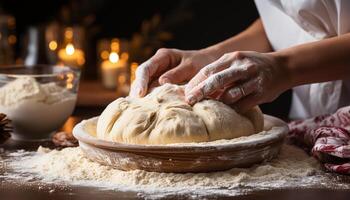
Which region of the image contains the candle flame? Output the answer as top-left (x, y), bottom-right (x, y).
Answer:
top-left (100, 50), bottom-right (109, 60)
top-left (65, 28), bottom-right (73, 40)
top-left (66, 43), bottom-right (75, 56)
top-left (49, 40), bottom-right (58, 51)
top-left (109, 52), bottom-right (119, 63)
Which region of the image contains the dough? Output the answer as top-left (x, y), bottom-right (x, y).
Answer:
top-left (97, 84), bottom-right (264, 145)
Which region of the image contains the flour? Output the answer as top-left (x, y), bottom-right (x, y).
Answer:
top-left (201, 58), bottom-right (251, 96)
top-left (164, 129), bottom-right (273, 147)
top-left (4, 143), bottom-right (349, 198)
top-left (0, 77), bottom-right (73, 106)
top-left (0, 77), bottom-right (77, 139)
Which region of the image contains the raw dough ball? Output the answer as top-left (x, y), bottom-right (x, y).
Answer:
top-left (97, 84), bottom-right (264, 145)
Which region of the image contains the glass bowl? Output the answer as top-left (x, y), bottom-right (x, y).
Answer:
top-left (0, 65), bottom-right (80, 140)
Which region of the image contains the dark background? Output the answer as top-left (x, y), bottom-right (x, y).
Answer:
top-left (0, 0), bottom-right (291, 118)
top-left (0, 0), bottom-right (259, 48)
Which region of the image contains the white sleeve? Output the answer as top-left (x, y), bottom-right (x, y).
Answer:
top-left (330, 0), bottom-right (350, 35)
top-left (261, 0), bottom-right (350, 38)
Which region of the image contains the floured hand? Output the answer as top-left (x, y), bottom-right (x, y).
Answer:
top-left (129, 48), bottom-right (217, 97)
top-left (185, 51), bottom-right (290, 112)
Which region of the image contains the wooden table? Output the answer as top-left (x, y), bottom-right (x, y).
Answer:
top-left (77, 80), bottom-right (127, 107)
top-left (1, 108), bottom-right (350, 200)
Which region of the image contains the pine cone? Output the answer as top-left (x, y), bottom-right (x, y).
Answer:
top-left (0, 113), bottom-right (11, 144)
top-left (52, 131), bottom-right (78, 147)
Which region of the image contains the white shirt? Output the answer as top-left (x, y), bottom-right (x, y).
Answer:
top-left (255, 0), bottom-right (350, 119)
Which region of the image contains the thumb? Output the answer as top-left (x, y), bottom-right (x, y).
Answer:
top-left (158, 61), bottom-right (194, 85)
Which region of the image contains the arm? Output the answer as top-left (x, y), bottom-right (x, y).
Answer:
top-left (185, 33), bottom-right (350, 112)
top-left (275, 33), bottom-right (350, 88)
top-left (130, 18), bottom-right (272, 97)
top-left (203, 19), bottom-right (272, 58)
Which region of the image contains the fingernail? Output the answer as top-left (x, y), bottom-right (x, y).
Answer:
top-left (137, 88), bottom-right (144, 97)
top-left (187, 95), bottom-right (196, 105)
top-left (132, 86), bottom-right (142, 97)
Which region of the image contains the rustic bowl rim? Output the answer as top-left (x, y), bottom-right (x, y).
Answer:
top-left (73, 114), bottom-right (288, 153)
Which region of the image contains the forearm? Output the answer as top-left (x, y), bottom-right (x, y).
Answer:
top-left (274, 33), bottom-right (350, 88)
top-left (201, 19), bottom-right (273, 59)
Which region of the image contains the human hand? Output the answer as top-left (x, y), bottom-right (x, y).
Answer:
top-left (129, 48), bottom-right (217, 97)
top-left (185, 51), bottom-right (290, 112)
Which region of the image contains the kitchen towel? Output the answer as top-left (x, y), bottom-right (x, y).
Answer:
top-left (288, 106), bottom-right (350, 174)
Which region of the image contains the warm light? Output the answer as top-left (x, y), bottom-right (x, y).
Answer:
top-left (7, 17), bottom-right (15, 28)
top-left (77, 56), bottom-right (85, 65)
top-left (131, 62), bottom-right (138, 71)
top-left (67, 83), bottom-right (73, 89)
top-left (109, 52), bottom-right (119, 63)
top-left (66, 73), bottom-right (74, 89)
top-left (58, 44), bottom-right (85, 68)
top-left (130, 62), bottom-right (139, 83)
top-left (100, 50), bottom-right (109, 60)
top-left (49, 40), bottom-right (58, 51)
top-left (121, 52), bottom-right (129, 61)
top-left (111, 39), bottom-right (120, 53)
top-left (66, 43), bottom-right (75, 56)
top-left (118, 74), bottom-right (127, 84)
top-left (61, 117), bottom-right (78, 133)
top-left (65, 28), bottom-right (73, 39)
top-left (8, 35), bottom-right (16, 44)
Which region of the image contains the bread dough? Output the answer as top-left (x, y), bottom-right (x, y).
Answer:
top-left (97, 84), bottom-right (264, 145)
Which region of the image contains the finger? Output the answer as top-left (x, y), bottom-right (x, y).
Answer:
top-left (186, 60), bottom-right (256, 105)
top-left (184, 54), bottom-right (235, 96)
top-left (130, 61), bottom-right (154, 97)
top-left (158, 61), bottom-right (195, 85)
top-left (220, 76), bottom-right (261, 104)
top-left (232, 93), bottom-right (260, 113)
top-left (130, 49), bottom-right (179, 97)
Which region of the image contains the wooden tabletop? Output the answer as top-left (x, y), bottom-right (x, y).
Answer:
top-left (77, 80), bottom-right (127, 107)
top-left (1, 108), bottom-right (350, 200)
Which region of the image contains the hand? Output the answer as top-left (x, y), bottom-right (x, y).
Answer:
top-left (130, 48), bottom-right (217, 97)
top-left (185, 51), bottom-right (290, 112)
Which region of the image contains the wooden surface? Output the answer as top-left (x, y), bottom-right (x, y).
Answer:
top-left (77, 80), bottom-right (127, 107)
top-left (1, 108), bottom-right (350, 200)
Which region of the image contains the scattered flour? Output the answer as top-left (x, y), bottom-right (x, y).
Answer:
top-left (0, 77), bottom-right (77, 139)
top-left (3, 143), bottom-right (348, 198)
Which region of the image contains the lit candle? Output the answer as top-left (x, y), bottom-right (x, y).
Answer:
top-left (101, 52), bottom-right (127, 89)
top-left (58, 43), bottom-right (85, 68)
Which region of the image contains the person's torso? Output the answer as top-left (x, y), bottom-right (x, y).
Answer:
top-left (255, 0), bottom-right (350, 119)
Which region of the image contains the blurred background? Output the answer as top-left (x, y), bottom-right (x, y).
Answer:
top-left (0, 0), bottom-right (291, 118)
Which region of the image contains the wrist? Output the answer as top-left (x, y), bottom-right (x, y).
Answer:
top-left (269, 51), bottom-right (297, 90)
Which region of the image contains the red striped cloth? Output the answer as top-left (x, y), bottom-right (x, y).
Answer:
top-left (288, 106), bottom-right (350, 174)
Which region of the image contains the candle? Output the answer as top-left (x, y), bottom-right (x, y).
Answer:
top-left (101, 52), bottom-right (127, 89)
top-left (58, 43), bottom-right (85, 68)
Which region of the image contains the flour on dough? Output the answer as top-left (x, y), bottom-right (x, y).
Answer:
top-left (97, 84), bottom-right (263, 145)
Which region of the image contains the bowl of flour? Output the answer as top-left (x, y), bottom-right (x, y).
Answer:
top-left (0, 65), bottom-right (80, 140)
